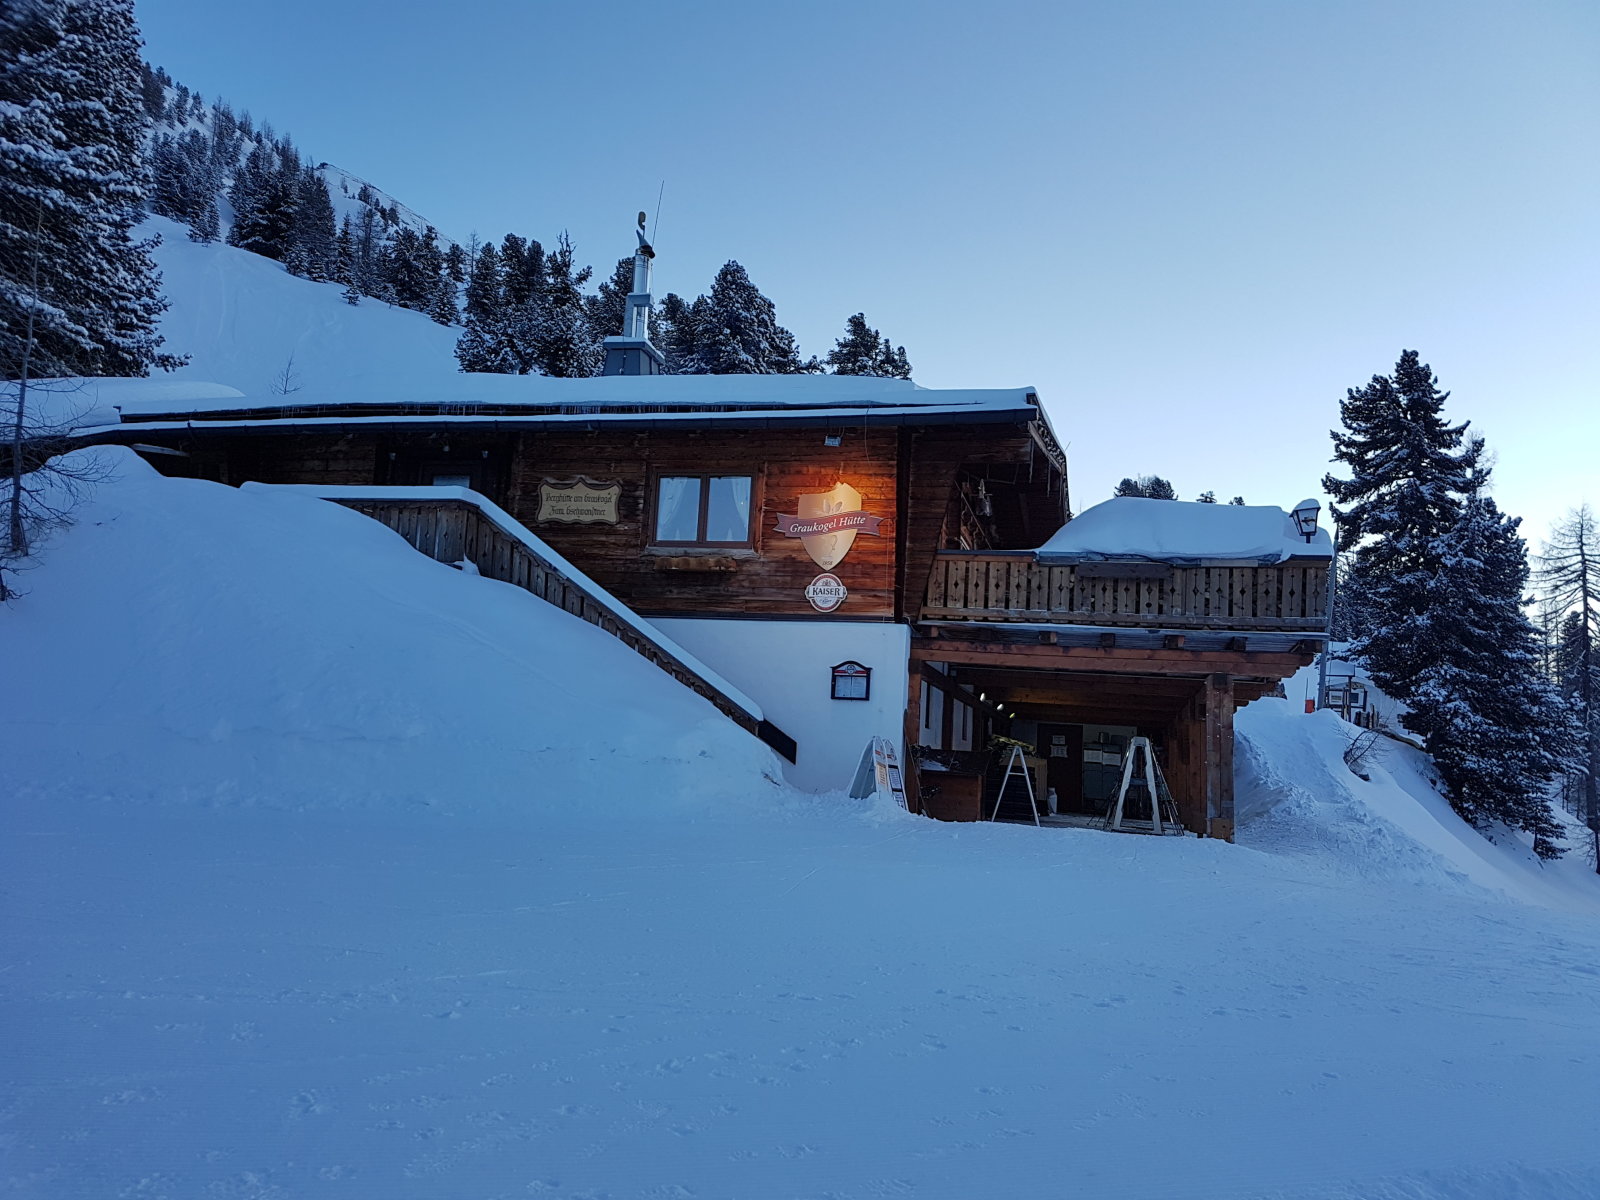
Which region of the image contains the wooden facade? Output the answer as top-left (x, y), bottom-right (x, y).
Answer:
top-left (102, 384), bottom-right (1328, 842)
top-left (118, 417), bottom-right (1066, 624)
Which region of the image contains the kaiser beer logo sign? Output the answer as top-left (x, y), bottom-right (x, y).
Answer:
top-left (805, 572), bottom-right (848, 613)
top-left (774, 482), bottom-right (886, 571)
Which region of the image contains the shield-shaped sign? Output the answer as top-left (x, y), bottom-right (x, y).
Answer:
top-left (773, 481), bottom-right (888, 571)
top-left (799, 482), bottom-right (860, 570)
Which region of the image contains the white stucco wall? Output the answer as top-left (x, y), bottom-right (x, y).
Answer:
top-left (652, 618), bottom-right (910, 794)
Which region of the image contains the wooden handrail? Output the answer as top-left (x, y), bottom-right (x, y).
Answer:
top-left (923, 551), bottom-right (1329, 631)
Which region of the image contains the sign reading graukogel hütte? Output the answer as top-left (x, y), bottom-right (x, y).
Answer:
top-left (776, 482), bottom-right (886, 570)
top-left (536, 477), bottom-right (622, 524)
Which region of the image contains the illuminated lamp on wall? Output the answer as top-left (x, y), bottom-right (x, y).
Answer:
top-left (830, 660), bottom-right (871, 701)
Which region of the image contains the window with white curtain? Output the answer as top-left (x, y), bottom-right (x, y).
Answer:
top-left (654, 475), bottom-right (754, 545)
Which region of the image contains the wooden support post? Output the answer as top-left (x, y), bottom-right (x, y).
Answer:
top-left (904, 670), bottom-right (924, 815)
top-left (1203, 672), bottom-right (1235, 842)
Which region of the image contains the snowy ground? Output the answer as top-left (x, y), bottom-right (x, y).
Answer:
top-left (5, 455), bottom-right (1600, 1199)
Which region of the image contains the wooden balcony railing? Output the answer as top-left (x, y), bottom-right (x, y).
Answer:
top-left (922, 551), bottom-right (1329, 632)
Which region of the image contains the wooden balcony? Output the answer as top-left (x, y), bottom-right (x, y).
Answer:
top-left (922, 551), bottom-right (1329, 632)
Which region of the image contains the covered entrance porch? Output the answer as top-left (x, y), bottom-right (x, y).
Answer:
top-left (907, 624), bottom-right (1317, 840)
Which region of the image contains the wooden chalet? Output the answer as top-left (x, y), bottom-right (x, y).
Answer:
top-left (76, 237), bottom-right (1331, 839)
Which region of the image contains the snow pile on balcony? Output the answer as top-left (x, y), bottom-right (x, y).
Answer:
top-left (1037, 495), bottom-right (1333, 563)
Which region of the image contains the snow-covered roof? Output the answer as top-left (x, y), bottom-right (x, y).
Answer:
top-left (1036, 496), bottom-right (1332, 564)
top-left (74, 373), bottom-right (1040, 424)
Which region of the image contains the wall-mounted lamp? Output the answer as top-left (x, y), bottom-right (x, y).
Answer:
top-left (1291, 498), bottom-right (1322, 543)
top-left (823, 434), bottom-right (842, 447)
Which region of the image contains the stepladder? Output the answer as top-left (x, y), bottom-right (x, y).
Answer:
top-left (1105, 736), bottom-right (1183, 835)
top-left (989, 743), bottom-right (1041, 826)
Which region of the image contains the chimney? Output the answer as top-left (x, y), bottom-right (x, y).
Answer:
top-left (601, 211), bottom-right (666, 376)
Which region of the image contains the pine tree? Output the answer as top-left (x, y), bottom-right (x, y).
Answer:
top-left (827, 314), bottom-right (882, 375)
top-left (383, 226), bottom-right (433, 311)
top-left (652, 292), bottom-right (695, 373)
top-left (528, 233), bottom-right (599, 377)
top-left (1324, 351), bottom-right (1482, 700)
top-left (285, 169), bottom-right (336, 281)
top-left (497, 234), bottom-right (544, 308)
top-left (455, 242), bottom-right (520, 373)
top-left (1401, 496), bottom-right (1570, 855)
top-left (590, 257), bottom-right (634, 341)
top-left (0, 0), bottom-right (179, 378)
top-left (462, 242), bottom-right (501, 322)
top-left (683, 262), bottom-right (805, 374)
top-left (228, 142), bottom-right (298, 261)
top-left (443, 242), bottom-right (467, 284)
top-left (1540, 505), bottom-right (1600, 861)
top-left (426, 276), bottom-right (458, 326)
top-left (1196, 491), bottom-right (1217, 504)
top-left (1113, 475), bottom-right (1178, 499)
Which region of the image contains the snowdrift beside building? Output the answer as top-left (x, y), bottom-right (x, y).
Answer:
top-left (0, 446), bottom-right (789, 818)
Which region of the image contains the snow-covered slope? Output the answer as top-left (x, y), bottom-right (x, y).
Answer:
top-left (0, 447), bottom-right (784, 815)
top-left (141, 213), bottom-right (463, 400)
top-left (1237, 692), bottom-right (1600, 912)
top-left (6, 456), bottom-right (1600, 1199)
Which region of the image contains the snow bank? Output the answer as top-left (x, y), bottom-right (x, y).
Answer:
top-left (1237, 684), bottom-right (1600, 913)
top-left (1038, 495), bottom-right (1333, 563)
top-left (0, 446), bottom-right (788, 818)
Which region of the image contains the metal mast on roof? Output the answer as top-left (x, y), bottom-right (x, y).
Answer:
top-left (601, 211), bottom-right (666, 376)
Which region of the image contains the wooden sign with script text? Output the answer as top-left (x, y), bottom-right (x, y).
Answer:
top-left (536, 477), bottom-right (622, 525)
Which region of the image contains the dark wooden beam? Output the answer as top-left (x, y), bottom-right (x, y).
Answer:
top-left (910, 640), bottom-right (1314, 678)
top-left (1203, 672), bottom-right (1236, 842)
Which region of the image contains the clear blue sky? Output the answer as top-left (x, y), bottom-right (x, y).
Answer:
top-left (136, 0), bottom-right (1598, 543)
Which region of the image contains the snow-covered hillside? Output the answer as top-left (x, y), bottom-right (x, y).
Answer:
top-left (5, 453), bottom-right (1600, 1199)
top-left (140, 213), bottom-right (463, 400)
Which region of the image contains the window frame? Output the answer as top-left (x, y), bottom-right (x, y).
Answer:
top-left (649, 471), bottom-right (759, 549)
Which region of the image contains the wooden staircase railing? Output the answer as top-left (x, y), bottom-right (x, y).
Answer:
top-left (254, 485), bottom-right (796, 762)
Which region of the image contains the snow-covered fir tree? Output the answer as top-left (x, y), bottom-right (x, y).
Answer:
top-left (1326, 352), bottom-right (1569, 848)
top-left (1540, 505), bottom-right (1600, 861)
top-left (1114, 475), bottom-right (1178, 499)
top-left (1324, 350), bottom-right (1482, 697)
top-left (0, 0), bottom-right (179, 378)
top-left (589, 258), bottom-right (634, 342)
top-left (285, 171), bottom-right (337, 282)
top-left (826, 313), bottom-right (912, 378)
top-left (678, 262), bottom-right (806, 374)
top-left (1400, 496), bottom-right (1570, 856)
top-left (527, 234), bottom-right (600, 378)
top-left (651, 292), bottom-right (697, 374)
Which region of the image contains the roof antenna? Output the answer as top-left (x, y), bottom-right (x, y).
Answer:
top-left (652, 180), bottom-right (665, 244)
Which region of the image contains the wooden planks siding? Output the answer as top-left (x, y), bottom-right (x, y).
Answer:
top-left (922, 553), bottom-right (1330, 632)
